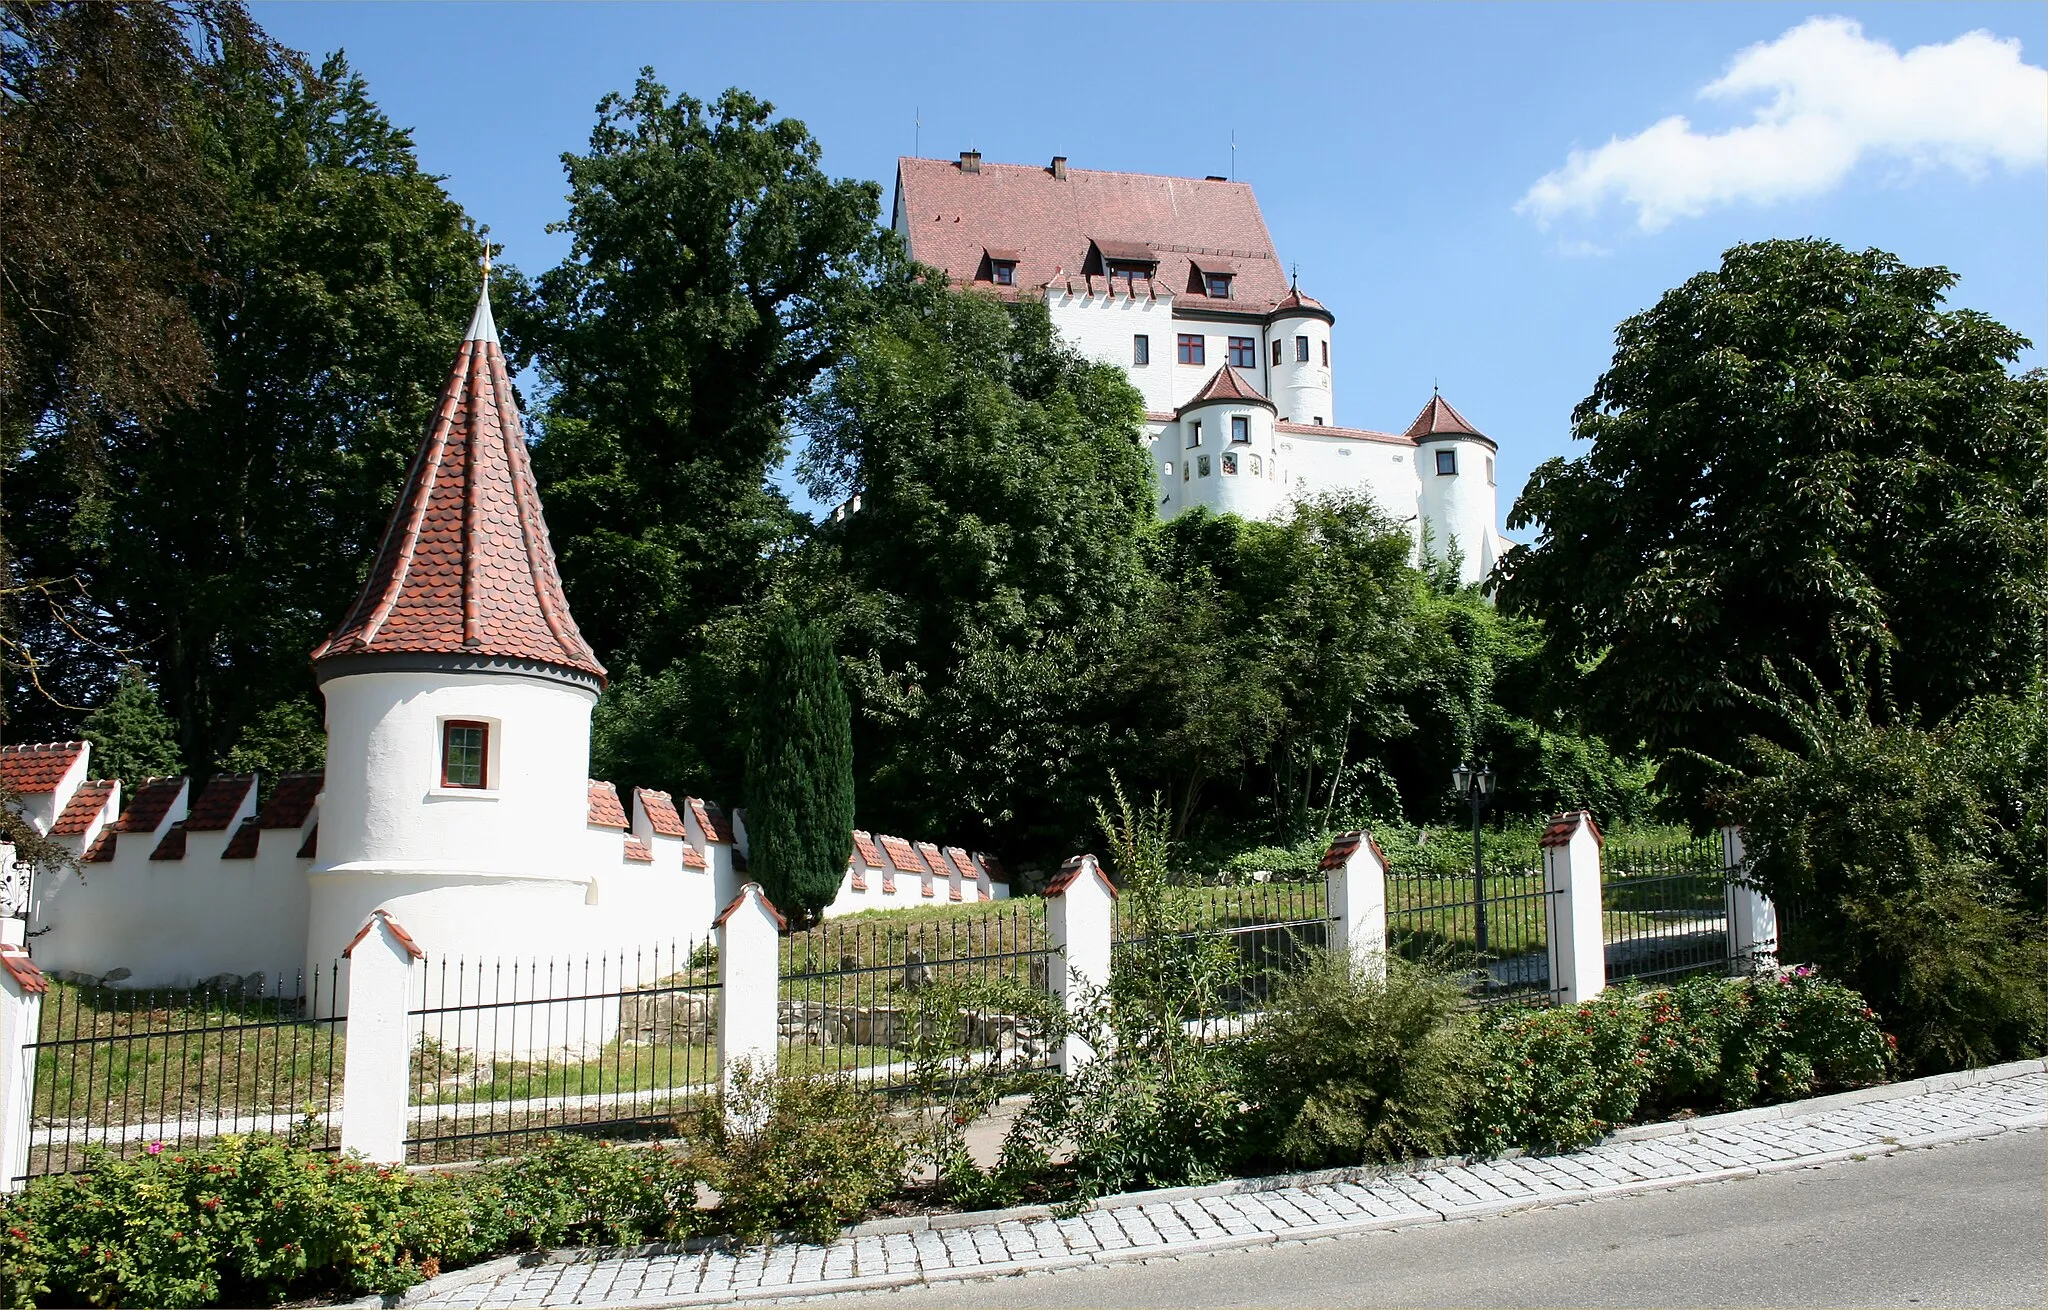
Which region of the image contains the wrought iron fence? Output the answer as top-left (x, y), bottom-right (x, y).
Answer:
top-left (1384, 841), bottom-right (1555, 1009)
top-left (777, 902), bottom-right (1056, 1099)
top-left (1603, 838), bottom-right (1731, 984)
top-left (1111, 878), bottom-right (1331, 1019)
top-left (21, 965), bottom-right (343, 1181)
top-left (406, 941), bottom-right (718, 1165)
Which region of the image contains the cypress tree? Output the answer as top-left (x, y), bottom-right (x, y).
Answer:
top-left (82, 666), bottom-right (184, 782)
top-left (745, 615), bottom-right (855, 922)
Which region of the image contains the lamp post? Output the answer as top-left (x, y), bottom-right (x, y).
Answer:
top-left (1451, 760), bottom-right (1496, 955)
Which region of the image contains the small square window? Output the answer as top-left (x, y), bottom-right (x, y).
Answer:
top-left (1221, 452), bottom-right (1239, 476)
top-left (1133, 334), bottom-right (1150, 366)
top-left (1436, 448), bottom-right (1458, 476)
top-left (442, 720), bottom-right (489, 789)
top-left (1206, 273), bottom-right (1233, 299)
top-left (1177, 334), bottom-right (1205, 366)
top-left (1295, 335), bottom-right (1310, 363)
top-left (1197, 455), bottom-right (1212, 477)
top-left (1228, 336), bottom-right (1256, 368)
top-left (1186, 420), bottom-right (1202, 448)
top-left (991, 261), bottom-right (1015, 286)
top-left (1230, 416), bottom-right (1250, 443)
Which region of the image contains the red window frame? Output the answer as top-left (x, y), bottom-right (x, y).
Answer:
top-left (1176, 334), bottom-right (1205, 366)
top-left (441, 719), bottom-right (490, 789)
top-left (1228, 336), bottom-right (1256, 368)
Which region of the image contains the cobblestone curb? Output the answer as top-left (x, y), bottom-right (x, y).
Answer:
top-left (370, 1059), bottom-right (2046, 1309)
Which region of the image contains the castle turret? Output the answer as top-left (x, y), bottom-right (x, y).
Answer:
top-left (306, 281), bottom-right (608, 967)
top-left (1267, 285), bottom-right (1335, 427)
top-left (1407, 392), bottom-right (1499, 586)
top-left (1174, 366), bottom-right (1283, 521)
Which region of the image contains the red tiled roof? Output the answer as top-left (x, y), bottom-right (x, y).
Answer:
top-left (714, 885), bottom-right (788, 931)
top-left (680, 844), bottom-right (708, 871)
top-left (297, 824), bottom-right (318, 859)
top-left (1273, 421), bottom-right (1414, 447)
top-left (849, 855), bottom-right (867, 892)
top-left (1405, 393), bottom-right (1487, 441)
top-left (623, 836), bottom-right (653, 863)
top-left (51, 780), bottom-right (115, 837)
top-left (1540, 810), bottom-right (1604, 849)
top-left (896, 157), bottom-right (1290, 310)
top-left (258, 772), bottom-right (322, 829)
top-left (1044, 853), bottom-right (1116, 899)
top-left (1274, 285), bottom-right (1332, 320)
top-left (1319, 830), bottom-right (1388, 872)
top-left (688, 798), bottom-right (734, 844)
top-left (150, 824), bottom-right (187, 860)
top-left (223, 818), bottom-right (261, 859)
top-left (116, 779), bottom-right (185, 834)
top-left (944, 847), bottom-right (978, 882)
top-left (84, 829), bottom-right (115, 863)
top-left (343, 909), bottom-right (425, 961)
top-left (878, 835), bottom-right (928, 876)
top-left (0, 944), bottom-right (48, 996)
top-left (587, 780), bottom-right (628, 830)
top-left (310, 287), bottom-right (604, 685)
top-left (852, 831), bottom-right (884, 867)
top-left (0, 741), bottom-right (85, 793)
top-left (185, 774), bottom-right (254, 831)
top-left (977, 853), bottom-right (1009, 885)
top-left (636, 788), bottom-right (686, 838)
top-left (1180, 366), bottom-right (1273, 413)
top-left (916, 842), bottom-right (949, 898)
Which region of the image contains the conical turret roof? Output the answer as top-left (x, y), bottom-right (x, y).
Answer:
top-left (312, 285), bottom-right (605, 687)
top-left (1404, 393), bottom-right (1486, 441)
top-left (1178, 365), bottom-right (1275, 414)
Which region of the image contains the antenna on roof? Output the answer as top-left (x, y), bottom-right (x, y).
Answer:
top-left (1230, 128), bottom-right (1236, 181)
top-left (914, 106), bottom-right (920, 159)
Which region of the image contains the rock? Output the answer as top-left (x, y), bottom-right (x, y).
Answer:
top-left (902, 948), bottom-right (933, 991)
top-left (101, 967), bottom-right (131, 982)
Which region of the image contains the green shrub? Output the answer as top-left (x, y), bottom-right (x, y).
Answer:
top-left (447, 1135), bottom-right (703, 1255)
top-left (679, 1063), bottom-right (905, 1244)
top-left (1239, 951), bottom-right (1484, 1168)
top-left (1467, 990), bottom-right (1651, 1155)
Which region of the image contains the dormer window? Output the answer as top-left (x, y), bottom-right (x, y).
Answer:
top-left (991, 260), bottom-right (1016, 287)
top-left (1206, 273), bottom-right (1233, 299)
top-left (441, 720), bottom-right (489, 789)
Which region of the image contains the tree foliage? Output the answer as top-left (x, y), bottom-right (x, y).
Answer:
top-left (1498, 238), bottom-right (2048, 808)
top-left (744, 614), bottom-right (855, 921)
top-left (81, 667), bottom-right (183, 784)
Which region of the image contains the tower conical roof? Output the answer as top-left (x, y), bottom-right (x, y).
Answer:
top-left (312, 285), bottom-right (605, 687)
top-left (1404, 393), bottom-right (1486, 441)
top-left (1178, 365), bottom-right (1275, 414)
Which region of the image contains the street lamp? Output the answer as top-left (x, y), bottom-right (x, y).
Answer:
top-left (1451, 760), bottom-right (1496, 954)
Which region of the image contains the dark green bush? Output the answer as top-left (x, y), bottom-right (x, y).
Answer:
top-left (1239, 951), bottom-right (1485, 1168)
top-left (447, 1135), bottom-right (704, 1256)
top-left (1467, 989), bottom-right (1651, 1155)
top-left (679, 1063), bottom-right (906, 1244)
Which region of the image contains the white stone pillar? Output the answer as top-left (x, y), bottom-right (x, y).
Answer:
top-left (1321, 831), bottom-right (1389, 978)
top-left (1720, 827), bottom-right (1779, 974)
top-left (1541, 811), bottom-right (1607, 1006)
top-left (0, 919), bottom-right (46, 1191)
top-left (1044, 854), bottom-right (1115, 1074)
top-left (714, 883), bottom-right (783, 1108)
top-left (338, 911), bottom-right (423, 1164)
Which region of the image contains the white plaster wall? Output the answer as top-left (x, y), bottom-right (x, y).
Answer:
top-left (1045, 292), bottom-right (1176, 415)
top-left (1416, 439), bottom-right (1500, 586)
top-left (1159, 406), bottom-right (1287, 522)
top-left (1269, 313), bottom-right (1335, 426)
top-left (1281, 434), bottom-right (1423, 530)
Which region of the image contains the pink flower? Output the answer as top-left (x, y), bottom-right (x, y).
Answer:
top-left (146, 1141), bottom-right (163, 1155)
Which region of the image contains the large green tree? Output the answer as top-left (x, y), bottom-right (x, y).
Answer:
top-left (522, 78), bottom-right (890, 672)
top-left (10, 52), bottom-right (491, 767)
top-left (1497, 239), bottom-right (2048, 806)
top-left (745, 613), bottom-right (856, 921)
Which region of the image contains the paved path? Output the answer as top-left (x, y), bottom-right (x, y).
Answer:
top-left (404, 1063), bottom-right (2046, 1310)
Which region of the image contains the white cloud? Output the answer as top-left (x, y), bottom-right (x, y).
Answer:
top-left (1519, 17), bottom-right (2048, 232)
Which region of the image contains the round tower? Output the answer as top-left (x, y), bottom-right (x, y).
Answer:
top-left (1267, 285), bottom-right (1335, 427)
top-left (1175, 366), bottom-right (1283, 521)
top-left (1407, 392), bottom-right (1499, 586)
top-left (306, 284), bottom-right (609, 971)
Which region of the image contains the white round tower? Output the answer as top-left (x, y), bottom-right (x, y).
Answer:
top-left (1407, 392), bottom-right (1499, 587)
top-left (1267, 285), bottom-right (1335, 427)
top-left (1174, 366), bottom-right (1284, 521)
top-left (306, 285), bottom-right (610, 972)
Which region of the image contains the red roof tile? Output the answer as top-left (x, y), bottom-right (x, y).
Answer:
top-left (714, 885), bottom-right (788, 931)
top-left (311, 287), bottom-right (604, 685)
top-left (635, 788), bottom-right (686, 838)
top-left (977, 853), bottom-right (1009, 885)
top-left (852, 830), bottom-right (884, 867)
top-left (185, 774), bottom-right (255, 831)
top-left (896, 157), bottom-right (1290, 310)
top-left (343, 910), bottom-right (425, 961)
top-left (944, 847), bottom-right (978, 882)
top-left (116, 779), bottom-right (185, 834)
top-left (587, 780), bottom-right (628, 830)
top-left (150, 824), bottom-right (187, 861)
top-left (680, 844), bottom-right (707, 871)
top-left (878, 835), bottom-right (928, 876)
top-left (258, 772), bottom-right (323, 828)
top-left (0, 741), bottom-right (85, 793)
top-left (223, 818), bottom-right (261, 859)
top-left (51, 780), bottom-right (116, 837)
top-left (84, 829), bottom-right (115, 863)
top-left (688, 798), bottom-right (734, 844)
top-left (1404, 393), bottom-right (1487, 441)
top-left (1044, 853), bottom-right (1116, 899)
top-left (1273, 421), bottom-right (1413, 447)
top-left (1274, 285), bottom-right (1333, 320)
top-left (1540, 810), bottom-right (1604, 849)
top-left (1180, 366), bottom-right (1273, 413)
top-left (623, 836), bottom-right (653, 863)
top-left (917, 842), bottom-right (949, 898)
top-left (1319, 830), bottom-right (1388, 872)
top-left (0, 944), bottom-right (48, 996)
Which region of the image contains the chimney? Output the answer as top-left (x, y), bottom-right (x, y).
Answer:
top-left (959, 150), bottom-right (981, 174)
top-left (1205, 175), bottom-right (1227, 182)
top-left (1050, 155), bottom-right (1067, 180)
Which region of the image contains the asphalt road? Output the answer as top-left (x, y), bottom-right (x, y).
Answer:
top-left (827, 1129), bottom-right (2046, 1309)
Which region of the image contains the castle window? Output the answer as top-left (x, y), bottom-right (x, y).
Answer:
top-left (1486, 455), bottom-right (1496, 485)
top-left (1177, 334), bottom-right (1205, 365)
top-left (1186, 419), bottom-right (1202, 448)
top-left (1230, 416), bottom-right (1250, 443)
top-left (1228, 336), bottom-right (1256, 368)
top-left (1221, 452), bottom-right (1239, 475)
top-left (442, 720), bottom-right (489, 789)
top-left (1436, 448), bottom-right (1458, 476)
top-left (1295, 335), bottom-right (1309, 363)
top-left (1198, 455), bottom-right (1212, 477)
top-left (991, 260), bottom-right (1016, 287)
top-left (1133, 334), bottom-right (1150, 366)
top-left (1206, 273), bottom-right (1233, 299)
top-left (1183, 462), bottom-right (1191, 482)
top-left (1272, 339), bottom-right (1283, 367)
top-left (1322, 340), bottom-right (1329, 366)
top-left (1313, 416), bottom-right (1324, 426)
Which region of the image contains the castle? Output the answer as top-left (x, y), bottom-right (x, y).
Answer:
top-left (894, 152), bottom-right (1508, 585)
top-left (2, 282), bottom-right (1000, 993)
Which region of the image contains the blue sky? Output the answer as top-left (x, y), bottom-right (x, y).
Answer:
top-left (252, 2), bottom-right (2047, 532)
